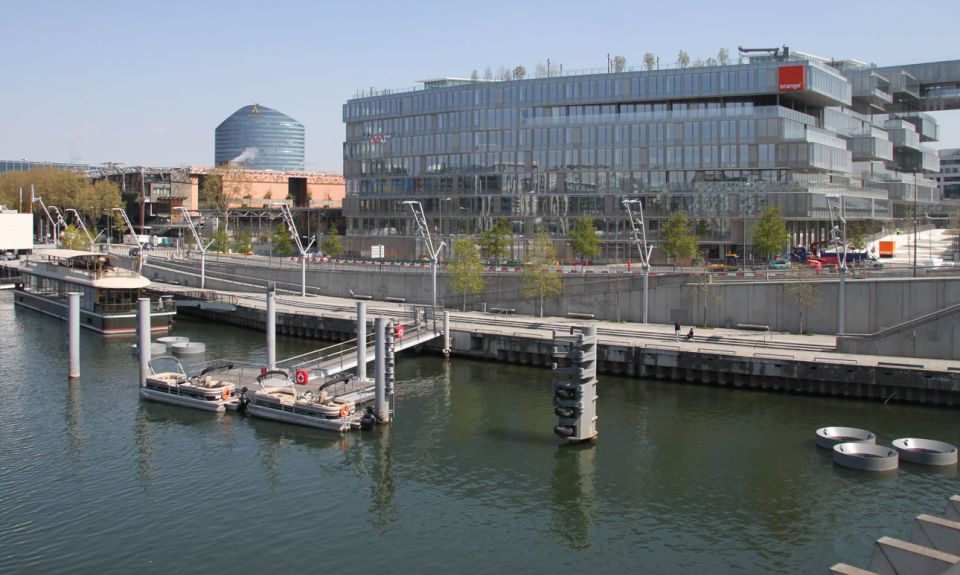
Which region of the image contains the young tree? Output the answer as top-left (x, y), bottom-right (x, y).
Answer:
top-left (211, 221), bottom-right (229, 253)
top-left (752, 207), bottom-right (789, 262)
top-left (692, 59), bottom-right (705, 68)
top-left (704, 57), bottom-right (718, 67)
top-left (60, 224), bottom-right (89, 250)
top-left (202, 163), bottom-right (250, 244)
top-left (848, 222), bottom-right (867, 252)
top-left (569, 217), bottom-right (601, 263)
top-left (271, 222), bottom-right (293, 257)
top-left (483, 66), bottom-right (493, 81)
top-left (112, 211), bottom-right (129, 244)
top-left (659, 211), bottom-right (698, 267)
top-left (643, 52), bottom-right (657, 70)
top-left (320, 227), bottom-right (344, 258)
top-left (233, 231), bottom-right (253, 255)
top-left (471, 69), bottom-right (479, 81)
top-left (612, 55), bottom-right (627, 72)
top-left (479, 218), bottom-right (512, 263)
top-left (535, 61), bottom-right (548, 77)
top-left (718, 47), bottom-right (730, 65)
top-left (677, 50), bottom-right (690, 68)
top-left (521, 229), bottom-right (563, 317)
top-left (787, 264), bottom-right (815, 335)
top-left (512, 65), bottom-right (526, 80)
top-left (448, 238), bottom-right (485, 311)
top-left (497, 65), bottom-right (511, 81)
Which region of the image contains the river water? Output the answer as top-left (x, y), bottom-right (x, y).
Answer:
top-left (0, 291), bottom-right (957, 574)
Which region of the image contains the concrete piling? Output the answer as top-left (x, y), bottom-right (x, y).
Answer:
top-left (374, 317), bottom-right (386, 422)
top-left (357, 301), bottom-right (367, 382)
top-left (137, 298), bottom-right (151, 389)
top-left (442, 311), bottom-right (450, 356)
top-left (68, 292), bottom-right (80, 379)
top-left (266, 283), bottom-right (276, 370)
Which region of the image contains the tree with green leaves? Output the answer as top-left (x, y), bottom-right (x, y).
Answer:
top-left (271, 222), bottom-right (293, 257)
top-left (233, 231), bottom-right (253, 255)
top-left (112, 211), bottom-right (128, 244)
top-left (677, 50), bottom-right (690, 68)
top-left (449, 238), bottom-right (485, 311)
top-left (480, 218), bottom-right (512, 263)
top-left (521, 229), bottom-right (563, 317)
top-left (512, 65), bottom-right (526, 80)
top-left (612, 55), bottom-right (627, 72)
top-left (60, 225), bottom-right (89, 250)
top-left (320, 227), bottom-right (344, 258)
top-left (569, 217), bottom-right (601, 262)
top-left (659, 211), bottom-right (698, 267)
top-left (752, 207), bottom-right (789, 262)
top-left (848, 222), bottom-right (867, 252)
top-left (211, 221), bottom-right (229, 253)
top-left (643, 52), bottom-right (656, 70)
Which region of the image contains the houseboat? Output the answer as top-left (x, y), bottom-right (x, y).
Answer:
top-left (13, 249), bottom-right (174, 334)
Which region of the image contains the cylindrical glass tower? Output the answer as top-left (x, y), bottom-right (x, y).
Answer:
top-left (215, 104), bottom-right (305, 171)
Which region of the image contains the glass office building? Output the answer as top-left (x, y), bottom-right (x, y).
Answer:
top-left (215, 104), bottom-right (305, 172)
top-left (343, 51), bottom-right (944, 262)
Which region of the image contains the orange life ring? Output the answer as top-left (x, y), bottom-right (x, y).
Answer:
top-left (339, 403), bottom-right (352, 417)
top-left (221, 388), bottom-right (230, 400)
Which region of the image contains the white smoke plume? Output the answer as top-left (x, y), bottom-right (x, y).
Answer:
top-left (230, 147), bottom-right (259, 164)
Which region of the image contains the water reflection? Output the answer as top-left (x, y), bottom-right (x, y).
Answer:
top-left (65, 381), bottom-right (83, 460)
top-left (369, 425), bottom-right (397, 534)
top-left (249, 417), bottom-right (346, 488)
top-left (550, 443), bottom-right (596, 550)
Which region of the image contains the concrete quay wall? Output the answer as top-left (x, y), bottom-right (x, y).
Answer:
top-left (171, 300), bottom-right (960, 408)
top-left (150, 260), bottom-right (960, 338)
top-left (444, 330), bottom-right (960, 407)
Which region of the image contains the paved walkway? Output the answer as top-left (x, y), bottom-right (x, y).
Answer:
top-left (150, 282), bottom-right (960, 375)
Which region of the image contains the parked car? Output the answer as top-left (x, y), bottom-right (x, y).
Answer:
top-left (770, 259), bottom-right (791, 270)
top-left (128, 247), bottom-right (141, 257)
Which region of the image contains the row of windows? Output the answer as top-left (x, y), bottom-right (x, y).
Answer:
top-left (345, 118), bottom-right (819, 161)
top-left (346, 101), bottom-right (813, 141)
top-left (347, 142), bottom-right (849, 177)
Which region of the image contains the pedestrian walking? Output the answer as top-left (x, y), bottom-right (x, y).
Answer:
top-left (674, 320), bottom-right (681, 342)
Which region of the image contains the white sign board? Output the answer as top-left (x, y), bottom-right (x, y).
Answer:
top-left (371, 244), bottom-right (384, 259)
top-left (0, 213), bottom-right (33, 250)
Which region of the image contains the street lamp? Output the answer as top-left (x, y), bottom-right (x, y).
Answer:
top-left (113, 207), bottom-right (144, 271)
top-left (274, 203), bottom-right (314, 297)
top-left (48, 206), bottom-right (66, 247)
top-left (175, 207), bottom-right (213, 289)
top-left (622, 199), bottom-right (653, 324)
top-left (913, 170), bottom-right (918, 278)
top-left (826, 195), bottom-right (846, 335)
top-left (402, 200), bottom-right (445, 312)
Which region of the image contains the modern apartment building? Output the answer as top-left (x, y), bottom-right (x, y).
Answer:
top-left (215, 104), bottom-right (305, 172)
top-left (936, 148), bottom-right (960, 200)
top-left (343, 49), bottom-right (953, 262)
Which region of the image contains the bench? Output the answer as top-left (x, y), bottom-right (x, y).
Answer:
top-left (566, 312), bottom-right (595, 319)
top-left (736, 323), bottom-right (770, 331)
top-left (384, 296), bottom-right (406, 303)
top-left (351, 294), bottom-right (374, 300)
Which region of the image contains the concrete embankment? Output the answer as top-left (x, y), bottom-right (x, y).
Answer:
top-left (152, 285), bottom-right (960, 408)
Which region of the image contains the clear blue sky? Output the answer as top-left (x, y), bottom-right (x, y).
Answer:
top-left (3, 0), bottom-right (960, 172)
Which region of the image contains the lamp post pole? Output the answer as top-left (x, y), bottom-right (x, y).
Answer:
top-left (403, 200), bottom-right (444, 313)
top-left (827, 196), bottom-right (847, 336)
top-left (622, 199), bottom-right (653, 324)
top-left (913, 170), bottom-right (918, 278)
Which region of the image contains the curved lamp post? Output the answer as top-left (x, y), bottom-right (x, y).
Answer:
top-left (622, 199), bottom-right (653, 324)
top-left (403, 200), bottom-right (445, 312)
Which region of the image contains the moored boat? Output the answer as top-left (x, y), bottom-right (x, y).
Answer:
top-left (14, 249), bottom-right (174, 334)
top-left (243, 370), bottom-right (357, 432)
top-left (141, 357), bottom-right (239, 413)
